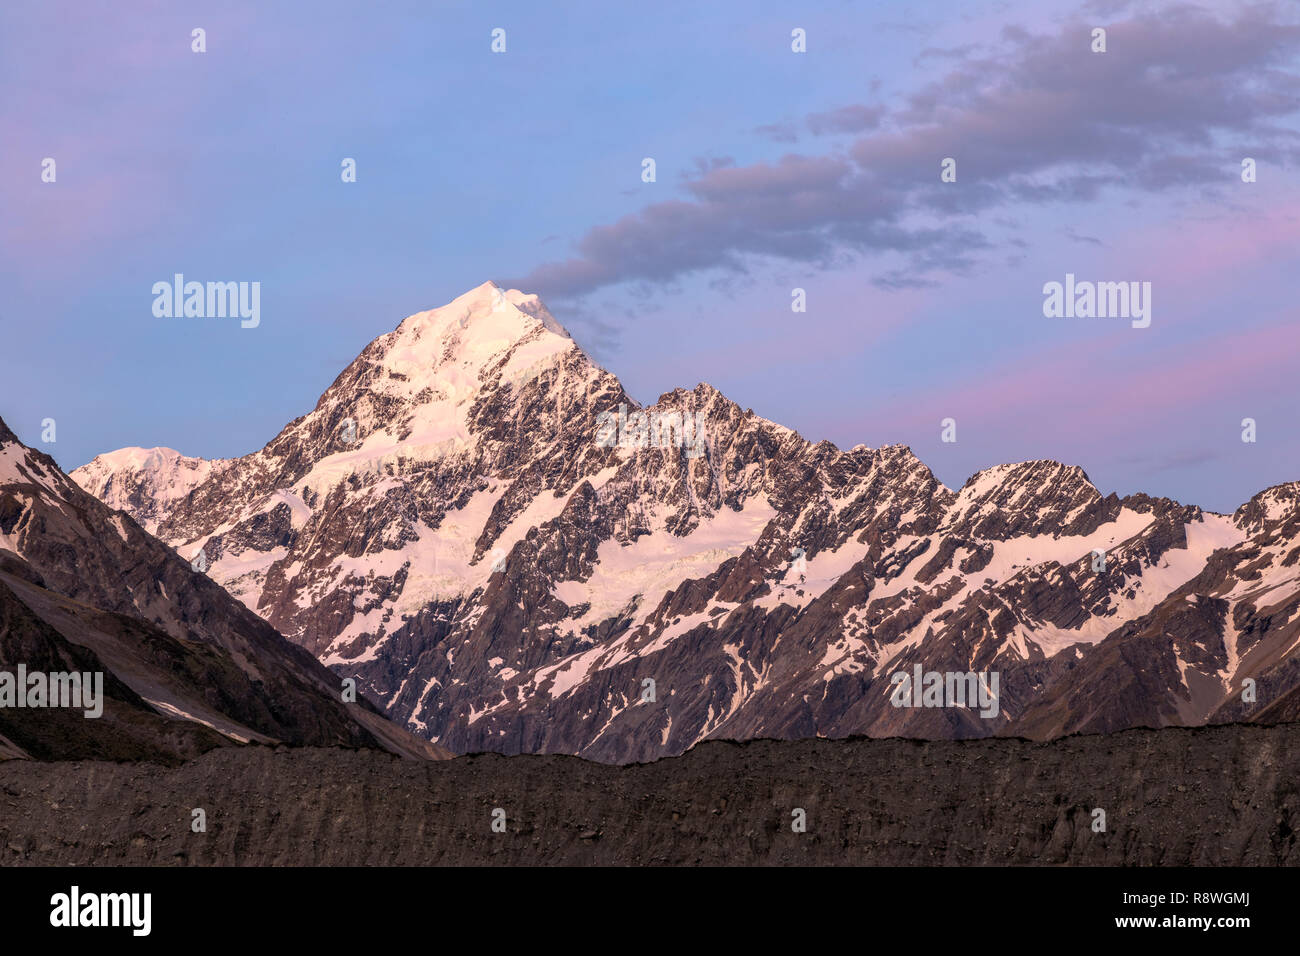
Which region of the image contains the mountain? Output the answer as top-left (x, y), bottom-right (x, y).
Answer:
top-left (71, 281), bottom-right (1300, 761)
top-left (1009, 482), bottom-right (1300, 737)
top-left (75, 447), bottom-right (229, 535)
top-left (0, 417), bottom-right (449, 762)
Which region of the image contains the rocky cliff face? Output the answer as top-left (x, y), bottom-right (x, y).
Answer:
top-left (71, 282), bottom-right (1300, 761)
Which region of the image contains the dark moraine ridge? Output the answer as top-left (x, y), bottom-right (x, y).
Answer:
top-left (1, 721), bottom-right (1296, 866)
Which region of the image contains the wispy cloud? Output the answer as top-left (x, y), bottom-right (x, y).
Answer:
top-left (515, 2), bottom-right (1300, 300)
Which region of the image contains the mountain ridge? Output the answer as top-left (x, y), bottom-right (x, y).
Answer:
top-left (0, 416), bottom-right (451, 762)
top-left (65, 283), bottom-right (1300, 762)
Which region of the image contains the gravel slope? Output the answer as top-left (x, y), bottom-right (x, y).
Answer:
top-left (1, 721), bottom-right (1296, 866)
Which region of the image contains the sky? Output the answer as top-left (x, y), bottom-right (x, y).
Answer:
top-left (1, 0), bottom-right (1297, 513)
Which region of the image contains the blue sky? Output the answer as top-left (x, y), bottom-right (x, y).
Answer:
top-left (2, 0), bottom-right (1298, 512)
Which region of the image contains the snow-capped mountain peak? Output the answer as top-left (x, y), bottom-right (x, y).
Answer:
top-left (385, 281), bottom-right (575, 377)
top-left (291, 284), bottom-right (586, 465)
top-left (73, 446), bottom-right (228, 534)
